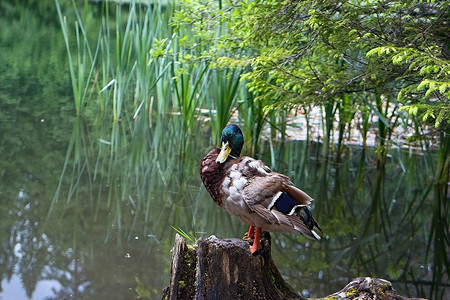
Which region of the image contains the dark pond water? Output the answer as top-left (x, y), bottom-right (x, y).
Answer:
top-left (0, 1), bottom-right (448, 299)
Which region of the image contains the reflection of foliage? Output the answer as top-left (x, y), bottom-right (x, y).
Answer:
top-left (268, 141), bottom-right (443, 298)
top-left (0, 1), bottom-right (73, 118)
top-left (0, 15), bottom-right (76, 285)
top-left (0, 112), bottom-right (444, 298)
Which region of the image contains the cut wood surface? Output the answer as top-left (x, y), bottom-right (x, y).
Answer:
top-left (162, 234), bottom-right (426, 300)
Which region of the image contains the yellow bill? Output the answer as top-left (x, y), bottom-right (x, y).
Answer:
top-left (216, 141), bottom-right (232, 163)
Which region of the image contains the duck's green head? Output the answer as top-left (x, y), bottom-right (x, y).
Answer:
top-left (216, 124), bottom-right (244, 164)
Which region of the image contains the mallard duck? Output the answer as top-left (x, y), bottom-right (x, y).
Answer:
top-left (200, 124), bottom-right (322, 253)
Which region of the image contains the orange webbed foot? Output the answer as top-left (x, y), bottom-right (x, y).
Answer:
top-left (243, 225), bottom-right (255, 240)
top-left (249, 227), bottom-right (262, 254)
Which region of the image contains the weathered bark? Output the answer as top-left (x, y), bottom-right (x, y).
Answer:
top-left (162, 233), bottom-right (425, 300)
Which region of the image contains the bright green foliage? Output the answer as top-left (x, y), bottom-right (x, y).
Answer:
top-left (368, 44), bottom-right (449, 128)
top-left (175, 0), bottom-right (449, 134)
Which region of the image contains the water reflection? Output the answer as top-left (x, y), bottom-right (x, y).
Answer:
top-left (0, 112), bottom-right (446, 299)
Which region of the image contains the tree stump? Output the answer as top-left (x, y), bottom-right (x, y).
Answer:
top-left (162, 233), bottom-right (425, 300)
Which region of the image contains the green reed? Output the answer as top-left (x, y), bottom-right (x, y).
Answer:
top-left (321, 99), bottom-right (338, 158)
top-left (55, 0), bottom-right (175, 120)
top-left (171, 55), bottom-right (208, 139)
top-left (55, 0), bottom-right (100, 116)
top-left (336, 94), bottom-right (356, 162)
top-left (207, 68), bottom-right (242, 144)
top-left (238, 89), bottom-right (268, 157)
